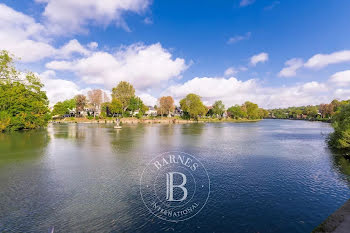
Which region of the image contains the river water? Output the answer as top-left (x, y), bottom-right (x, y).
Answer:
top-left (0, 120), bottom-right (349, 232)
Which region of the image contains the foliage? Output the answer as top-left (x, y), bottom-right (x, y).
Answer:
top-left (329, 103), bottom-right (350, 150)
top-left (128, 96), bottom-right (148, 116)
top-left (112, 81), bottom-right (135, 112)
top-left (180, 94), bottom-right (207, 120)
top-left (158, 96), bottom-right (175, 116)
top-left (87, 89), bottom-right (103, 116)
top-left (0, 52), bottom-right (50, 131)
top-left (243, 101), bottom-right (260, 119)
top-left (212, 100), bottom-right (225, 117)
top-left (52, 98), bottom-right (75, 116)
top-left (75, 94), bottom-right (87, 114)
top-left (227, 105), bottom-right (246, 119)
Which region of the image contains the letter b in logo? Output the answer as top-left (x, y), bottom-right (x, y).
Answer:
top-left (166, 172), bottom-right (188, 202)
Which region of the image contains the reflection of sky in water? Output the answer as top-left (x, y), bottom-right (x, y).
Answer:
top-left (0, 120), bottom-right (349, 233)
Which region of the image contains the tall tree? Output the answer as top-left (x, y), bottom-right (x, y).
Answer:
top-left (0, 51), bottom-right (50, 131)
top-left (180, 94), bottom-right (207, 120)
top-left (88, 89), bottom-right (103, 116)
top-left (243, 101), bottom-right (259, 119)
top-left (212, 100), bottom-right (225, 118)
top-left (75, 94), bottom-right (87, 116)
top-left (112, 81), bottom-right (135, 112)
top-left (158, 96), bottom-right (175, 116)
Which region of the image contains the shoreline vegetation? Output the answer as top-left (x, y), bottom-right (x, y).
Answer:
top-left (1, 50), bottom-right (349, 155)
top-left (51, 117), bottom-right (261, 124)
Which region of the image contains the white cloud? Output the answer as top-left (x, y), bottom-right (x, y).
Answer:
top-left (329, 70), bottom-right (350, 87)
top-left (0, 4), bottom-right (96, 62)
top-left (304, 50), bottom-right (350, 69)
top-left (87, 42), bottom-right (98, 50)
top-left (250, 52), bottom-right (269, 66)
top-left (137, 93), bottom-right (157, 106)
top-left (224, 67), bottom-right (238, 76)
top-left (40, 70), bottom-right (81, 105)
top-left (164, 77), bottom-right (345, 109)
top-left (240, 0), bottom-right (255, 7)
top-left (278, 58), bottom-right (303, 77)
top-left (46, 43), bottom-right (188, 90)
top-left (227, 32), bottom-right (251, 44)
top-left (36, 0), bottom-right (151, 34)
top-left (0, 4), bottom-right (56, 62)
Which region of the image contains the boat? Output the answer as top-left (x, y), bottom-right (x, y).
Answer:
top-left (114, 125), bottom-right (122, 129)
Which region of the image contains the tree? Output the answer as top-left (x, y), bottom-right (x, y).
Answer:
top-left (128, 96), bottom-right (148, 117)
top-left (303, 105), bottom-right (318, 118)
top-left (88, 89), bottom-right (103, 116)
top-left (75, 94), bottom-right (87, 116)
top-left (0, 51), bottom-right (50, 131)
top-left (227, 105), bottom-right (245, 119)
top-left (52, 98), bottom-right (76, 116)
top-left (179, 94), bottom-right (207, 120)
top-left (212, 100), bottom-right (225, 118)
top-left (112, 81), bottom-right (135, 112)
top-left (243, 101), bottom-right (259, 119)
top-left (329, 103), bottom-right (350, 150)
top-left (158, 96), bottom-right (175, 116)
top-left (110, 99), bottom-right (123, 116)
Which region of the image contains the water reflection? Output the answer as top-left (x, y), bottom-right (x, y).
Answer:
top-left (0, 120), bottom-right (350, 233)
top-left (0, 129), bottom-right (49, 163)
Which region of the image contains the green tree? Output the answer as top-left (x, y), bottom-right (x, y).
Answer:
top-left (329, 103), bottom-right (350, 150)
top-left (112, 81), bottom-right (135, 112)
top-left (0, 51), bottom-right (50, 131)
top-left (243, 101), bottom-right (259, 119)
top-left (110, 99), bottom-right (123, 116)
top-left (212, 100), bottom-right (225, 118)
top-left (227, 105), bottom-right (245, 119)
top-left (179, 94), bottom-right (207, 120)
top-left (52, 98), bottom-right (75, 116)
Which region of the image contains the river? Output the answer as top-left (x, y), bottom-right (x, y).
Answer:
top-left (0, 120), bottom-right (349, 232)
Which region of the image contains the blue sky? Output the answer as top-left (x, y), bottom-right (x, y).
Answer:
top-left (1, 0), bottom-right (350, 108)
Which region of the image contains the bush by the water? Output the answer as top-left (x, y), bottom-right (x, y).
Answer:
top-left (329, 103), bottom-right (350, 151)
top-left (0, 51), bottom-right (50, 131)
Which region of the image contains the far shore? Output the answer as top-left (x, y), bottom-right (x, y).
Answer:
top-left (50, 117), bottom-right (261, 125)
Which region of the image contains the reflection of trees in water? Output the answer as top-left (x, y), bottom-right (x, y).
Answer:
top-left (109, 124), bottom-right (145, 153)
top-left (180, 123), bottom-right (204, 135)
top-left (51, 123), bottom-right (86, 140)
top-left (0, 129), bottom-right (49, 162)
top-left (330, 149), bottom-right (350, 184)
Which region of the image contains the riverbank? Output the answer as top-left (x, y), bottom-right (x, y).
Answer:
top-left (50, 117), bottom-right (261, 124)
top-left (312, 199), bottom-right (350, 233)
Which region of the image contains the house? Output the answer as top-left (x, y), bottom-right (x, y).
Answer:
top-left (145, 106), bottom-right (157, 116)
top-left (174, 106), bottom-right (183, 116)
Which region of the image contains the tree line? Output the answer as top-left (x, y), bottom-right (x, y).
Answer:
top-left (268, 99), bottom-right (349, 121)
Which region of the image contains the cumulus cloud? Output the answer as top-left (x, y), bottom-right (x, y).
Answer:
top-left (278, 58), bottom-right (304, 77)
top-left (137, 93), bottom-right (157, 106)
top-left (164, 77), bottom-right (347, 109)
top-left (0, 4), bottom-right (96, 62)
top-left (46, 43), bottom-right (188, 90)
top-left (250, 52), bottom-right (269, 66)
top-left (240, 0), bottom-right (255, 7)
top-left (329, 70), bottom-right (350, 87)
top-left (40, 70), bottom-right (81, 105)
top-left (304, 50), bottom-right (350, 69)
top-left (227, 32), bottom-right (251, 44)
top-left (36, 0), bottom-right (151, 34)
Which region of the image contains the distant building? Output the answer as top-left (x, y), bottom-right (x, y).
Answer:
top-left (145, 106), bottom-right (157, 116)
top-left (174, 106), bottom-right (183, 116)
